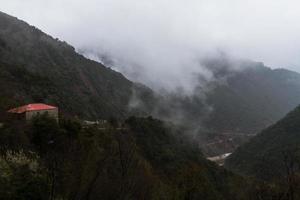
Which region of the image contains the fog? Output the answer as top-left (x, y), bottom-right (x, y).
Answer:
top-left (2, 0), bottom-right (300, 92)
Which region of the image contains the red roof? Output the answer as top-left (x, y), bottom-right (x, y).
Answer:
top-left (7, 103), bottom-right (57, 114)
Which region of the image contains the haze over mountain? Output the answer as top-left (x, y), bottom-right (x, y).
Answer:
top-left (132, 58), bottom-right (300, 155)
top-left (2, 2), bottom-right (300, 144)
top-left (2, 11), bottom-right (300, 158)
top-left (0, 12), bottom-right (261, 196)
top-left (2, 0), bottom-right (300, 94)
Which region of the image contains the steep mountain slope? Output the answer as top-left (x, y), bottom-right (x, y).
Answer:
top-left (225, 105), bottom-right (300, 180)
top-left (0, 11), bottom-right (150, 119)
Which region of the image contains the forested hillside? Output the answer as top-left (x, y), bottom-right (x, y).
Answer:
top-left (225, 105), bottom-right (300, 181)
top-left (0, 11), bottom-right (152, 120)
top-left (206, 62), bottom-right (300, 134)
top-left (0, 115), bottom-right (257, 200)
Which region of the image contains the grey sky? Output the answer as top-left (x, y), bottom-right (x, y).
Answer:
top-left (1, 0), bottom-right (300, 92)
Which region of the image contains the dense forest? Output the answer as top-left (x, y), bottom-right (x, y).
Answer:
top-left (0, 114), bottom-right (245, 199)
top-left (2, 113), bottom-right (298, 200)
top-left (225, 105), bottom-right (300, 199)
top-left (226, 105), bottom-right (300, 180)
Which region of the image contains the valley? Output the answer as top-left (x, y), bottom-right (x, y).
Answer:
top-left (1, 9), bottom-right (300, 200)
top-left (201, 131), bottom-right (256, 157)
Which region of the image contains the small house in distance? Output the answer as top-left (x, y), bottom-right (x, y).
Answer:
top-left (7, 103), bottom-right (58, 121)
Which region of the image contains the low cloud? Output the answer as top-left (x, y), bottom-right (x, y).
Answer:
top-left (2, 0), bottom-right (300, 92)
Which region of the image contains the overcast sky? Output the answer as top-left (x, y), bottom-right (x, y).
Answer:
top-left (1, 0), bottom-right (300, 92)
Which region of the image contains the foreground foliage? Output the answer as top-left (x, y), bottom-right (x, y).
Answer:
top-left (226, 106), bottom-right (300, 199)
top-left (0, 114), bottom-right (269, 200)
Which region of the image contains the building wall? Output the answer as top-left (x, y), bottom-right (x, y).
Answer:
top-left (25, 108), bottom-right (58, 121)
top-left (8, 113), bottom-right (26, 122)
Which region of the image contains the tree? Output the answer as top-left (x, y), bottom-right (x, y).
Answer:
top-left (29, 113), bottom-right (63, 200)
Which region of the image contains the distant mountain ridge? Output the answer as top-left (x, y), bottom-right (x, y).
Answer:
top-left (92, 50), bottom-right (300, 137)
top-left (132, 58), bottom-right (300, 134)
top-left (205, 62), bottom-right (300, 134)
top-left (125, 57), bottom-right (300, 155)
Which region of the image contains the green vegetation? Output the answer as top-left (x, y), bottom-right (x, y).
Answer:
top-left (2, 10), bottom-right (300, 199)
top-left (226, 105), bottom-right (300, 199)
top-left (0, 114), bottom-right (267, 200)
top-left (0, 11), bottom-right (152, 120)
top-left (226, 105), bottom-right (300, 179)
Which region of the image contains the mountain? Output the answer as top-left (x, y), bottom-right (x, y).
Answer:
top-left (2, 11), bottom-right (300, 157)
top-left (0, 11), bottom-right (152, 120)
top-left (205, 60), bottom-right (300, 134)
top-left (1, 10), bottom-right (300, 199)
top-left (225, 105), bottom-right (300, 181)
top-left (144, 59), bottom-right (300, 134)
top-left (130, 58), bottom-right (300, 155)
